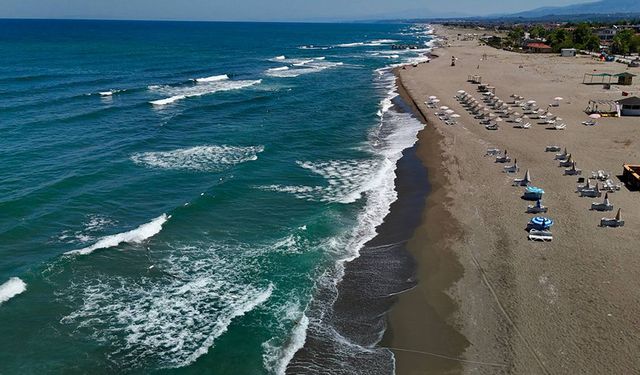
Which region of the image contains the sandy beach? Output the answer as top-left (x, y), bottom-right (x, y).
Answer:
top-left (385, 25), bottom-right (640, 374)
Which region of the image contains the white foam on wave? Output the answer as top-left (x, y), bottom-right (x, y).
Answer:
top-left (193, 74), bottom-right (229, 83)
top-left (0, 277), bottom-right (27, 305)
top-left (58, 214), bottom-right (117, 245)
top-left (64, 214), bottom-right (169, 256)
top-left (61, 243), bottom-right (273, 369)
top-left (258, 158), bottom-right (383, 204)
top-left (149, 79), bottom-right (261, 106)
top-left (335, 39), bottom-right (398, 48)
top-left (265, 60), bottom-right (344, 78)
top-left (263, 306), bottom-right (310, 375)
top-left (131, 145), bottom-right (264, 171)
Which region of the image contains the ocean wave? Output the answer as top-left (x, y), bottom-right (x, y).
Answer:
top-left (265, 60), bottom-right (343, 78)
top-left (58, 215), bottom-right (118, 245)
top-left (97, 89), bottom-right (126, 97)
top-left (64, 214), bottom-right (169, 256)
top-left (149, 79), bottom-right (261, 106)
top-left (193, 74), bottom-right (229, 83)
top-left (61, 243), bottom-right (273, 369)
top-left (131, 145), bottom-right (264, 171)
top-left (263, 307), bottom-right (309, 375)
top-left (335, 39), bottom-right (398, 48)
top-left (0, 277), bottom-right (27, 305)
top-left (258, 158), bottom-right (384, 204)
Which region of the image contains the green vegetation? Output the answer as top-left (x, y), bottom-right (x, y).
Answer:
top-left (541, 23), bottom-right (602, 52)
top-left (611, 29), bottom-right (640, 55)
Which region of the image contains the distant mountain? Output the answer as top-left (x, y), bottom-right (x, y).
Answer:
top-left (509, 0), bottom-right (640, 18)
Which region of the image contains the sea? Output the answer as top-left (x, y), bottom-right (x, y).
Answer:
top-left (0, 19), bottom-right (432, 374)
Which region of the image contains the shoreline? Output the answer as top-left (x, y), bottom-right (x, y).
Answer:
top-left (380, 72), bottom-right (473, 374)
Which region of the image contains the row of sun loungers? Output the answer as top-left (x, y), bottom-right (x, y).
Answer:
top-left (546, 145), bottom-right (626, 228)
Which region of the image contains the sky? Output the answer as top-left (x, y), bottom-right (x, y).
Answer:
top-left (0, 0), bottom-right (597, 22)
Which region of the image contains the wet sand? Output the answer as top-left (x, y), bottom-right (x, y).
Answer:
top-left (386, 25), bottom-right (640, 374)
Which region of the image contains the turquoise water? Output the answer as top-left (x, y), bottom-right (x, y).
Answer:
top-left (0, 20), bottom-right (431, 374)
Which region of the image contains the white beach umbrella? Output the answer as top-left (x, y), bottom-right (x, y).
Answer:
top-left (527, 100), bottom-right (537, 104)
top-left (440, 106), bottom-right (449, 110)
top-left (451, 114), bottom-right (461, 118)
top-left (495, 117), bottom-right (503, 122)
top-left (445, 109), bottom-right (455, 114)
top-left (432, 99), bottom-right (441, 103)
top-left (457, 90), bottom-right (466, 94)
top-left (554, 97), bottom-right (564, 101)
top-left (429, 95), bottom-right (438, 100)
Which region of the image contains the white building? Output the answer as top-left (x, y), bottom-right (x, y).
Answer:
top-left (561, 48), bottom-right (577, 57)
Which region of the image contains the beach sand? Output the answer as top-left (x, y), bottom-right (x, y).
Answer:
top-left (385, 25), bottom-right (640, 374)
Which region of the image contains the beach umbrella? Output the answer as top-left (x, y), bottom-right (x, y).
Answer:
top-left (531, 216), bottom-right (554, 230)
top-left (451, 114), bottom-right (461, 118)
top-left (432, 99), bottom-right (441, 103)
top-left (457, 90), bottom-right (466, 94)
top-left (445, 109), bottom-right (455, 115)
top-left (495, 117), bottom-right (503, 122)
top-left (616, 208), bottom-right (622, 221)
top-left (589, 113), bottom-right (601, 119)
top-left (603, 193), bottom-right (610, 206)
top-left (429, 95), bottom-right (437, 100)
top-left (440, 106), bottom-right (449, 110)
top-left (554, 97), bottom-right (564, 101)
top-left (527, 100), bottom-right (537, 104)
top-left (524, 169), bottom-right (531, 183)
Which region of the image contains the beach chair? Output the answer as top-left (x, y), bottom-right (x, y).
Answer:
top-left (526, 200), bottom-right (548, 214)
top-left (495, 151), bottom-right (510, 163)
top-left (591, 170), bottom-right (610, 181)
top-left (485, 123), bottom-right (499, 130)
top-left (555, 149), bottom-right (570, 161)
top-left (545, 145), bottom-right (562, 152)
top-left (582, 119), bottom-right (597, 126)
top-left (602, 179), bottom-right (621, 192)
top-left (553, 123), bottom-right (566, 130)
top-left (528, 229), bottom-right (553, 242)
top-left (504, 159), bottom-right (519, 173)
top-left (485, 148), bottom-right (501, 156)
top-left (600, 209), bottom-right (625, 228)
top-left (591, 193), bottom-right (614, 211)
top-left (558, 155), bottom-right (573, 167)
top-left (564, 162), bottom-right (582, 176)
top-left (513, 169), bottom-right (531, 186)
top-left (579, 182), bottom-right (602, 198)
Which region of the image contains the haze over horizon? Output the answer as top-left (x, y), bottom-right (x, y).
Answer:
top-left (1, 0), bottom-right (598, 22)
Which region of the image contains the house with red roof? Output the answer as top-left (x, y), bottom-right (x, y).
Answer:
top-left (524, 42), bottom-right (553, 53)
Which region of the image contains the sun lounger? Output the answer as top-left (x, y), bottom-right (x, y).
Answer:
top-left (601, 209), bottom-right (624, 228)
top-left (554, 123), bottom-right (566, 130)
top-left (485, 148), bottom-right (501, 156)
top-left (526, 200), bottom-right (548, 213)
top-left (602, 179), bottom-right (621, 192)
top-left (591, 193), bottom-right (613, 211)
top-left (546, 146), bottom-right (562, 152)
top-left (485, 123), bottom-right (499, 130)
top-left (528, 229), bottom-right (553, 241)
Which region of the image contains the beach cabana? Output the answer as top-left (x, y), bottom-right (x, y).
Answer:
top-left (617, 72), bottom-right (636, 86)
top-left (616, 97), bottom-right (640, 116)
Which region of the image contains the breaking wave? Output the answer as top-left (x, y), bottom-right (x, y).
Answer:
top-left (0, 277), bottom-right (27, 305)
top-left (131, 145), bottom-right (264, 171)
top-left (64, 214), bottom-right (169, 256)
top-left (149, 78), bottom-right (261, 106)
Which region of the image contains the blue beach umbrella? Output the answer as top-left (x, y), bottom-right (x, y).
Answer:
top-left (530, 216), bottom-right (554, 230)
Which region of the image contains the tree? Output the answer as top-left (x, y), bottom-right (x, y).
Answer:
top-left (611, 29), bottom-right (635, 55)
top-left (529, 25), bottom-right (547, 39)
top-left (507, 27), bottom-right (525, 47)
top-left (572, 23), bottom-right (594, 48)
top-left (584, 34), bottom-right (601, 52)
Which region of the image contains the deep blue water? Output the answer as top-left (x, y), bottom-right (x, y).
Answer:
top-left (0, 19), bottom-right (432, 374)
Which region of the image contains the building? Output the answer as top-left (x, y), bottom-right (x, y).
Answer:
top-left (617, 96), bottom-right (640, 116)
top-left (596, 28), bottom-right (617, 41)
top-left (524, 42), bottom-right (552, 53)
top-left (622, 164), bottom-right (640, 190)
top-left (617, 72), bottom-right (636, 85)
top-left (561, 48), bottom-right (577, 57)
